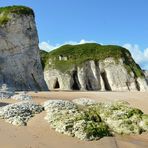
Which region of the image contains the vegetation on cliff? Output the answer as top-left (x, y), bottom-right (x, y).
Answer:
top-left (40, 43), bottom-right (143, 77)
top-left (40, 50), bottom-right (49, 69)
top-left (0, 5), bottom-right (34, 25)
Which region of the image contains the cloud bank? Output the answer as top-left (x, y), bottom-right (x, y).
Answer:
top-left (39, 39), bottom-right (96, 52)
top-left (123, 44), bottom-right (148, 70)
top-left (39, 40), bottom-right (148, 70)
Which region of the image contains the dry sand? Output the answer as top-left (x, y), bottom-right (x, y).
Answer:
top-left (0, 91), bottom-right (148, 148)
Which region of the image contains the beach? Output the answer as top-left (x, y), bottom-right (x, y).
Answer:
top-left (0, 91), bottom-right (148, 148)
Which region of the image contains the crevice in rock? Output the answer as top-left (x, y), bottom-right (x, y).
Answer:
top-left (71, 70), bottom-right (80, 90)
top-left (53, 78), bottom-right (60, 89)
top-left (31, 73), bottom-right (41, 91)
top-left (101, 71), bottom-right (111, 91)
top-left (95, 61), bottom-right (101, 90)
top-left (135, 79), bottom-right (140, 91)
top-left (125, 81), bottom-right (130, 91)
top-left (86, 78), bottom-right (93, 90)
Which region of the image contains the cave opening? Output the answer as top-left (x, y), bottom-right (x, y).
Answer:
top-left (71, 71), bottom-right (80, 90)
top-left (101, 71), bottom-right (111, 91)
top-left (54, 79), bottom-right (60, 89)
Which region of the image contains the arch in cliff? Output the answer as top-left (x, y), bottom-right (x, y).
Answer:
top-left (71, 71), bottom-right (80, 90)
top-left (53, 78), bottom-right (60, 89)
top-left (101, 71), bottom-right (111, 91)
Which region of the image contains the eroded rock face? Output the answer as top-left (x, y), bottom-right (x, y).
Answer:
top-left (143, 70), bottom-right (148, 84)
top-left (44, 69), bottom-right (71, 90)
top-left (0, 7), bottom-right (47, 90)
top-left (44, 58), bottom-right (148, 91)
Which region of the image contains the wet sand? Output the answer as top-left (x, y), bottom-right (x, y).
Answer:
top-left (0, 91), bottom-right (148, 148)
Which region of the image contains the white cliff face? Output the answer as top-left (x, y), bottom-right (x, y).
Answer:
top-left (99, 58), bottom-right (138, 91)
top-left (77, 61), bottom-right (101, 90)
top-left (44, 58), bottom-right (148, 91)
top-left (44, 68), bottom-right (71, 90)
top-left (143, 70), bottom-right (148, 84)
top-left (0, 13), bottom-right (47, 90)
top-left (137, 78), bottom-right (148, 91)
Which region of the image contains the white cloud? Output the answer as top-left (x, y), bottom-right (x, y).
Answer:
top-left (144, 48), bottom-right (148, 58)
top-left (123, 44), bottom-right (148, 70)
top-left (39, 39), bottom-right (96, 52)
top-left (39, 41), bottom-right (59, 52)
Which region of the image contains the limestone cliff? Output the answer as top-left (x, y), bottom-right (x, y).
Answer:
top-left (144, 70), bottom-right (148, 83)
top-left (0, 6), bottom-right (48, 90)
top-left (41, 43), bottom-right (148, 91)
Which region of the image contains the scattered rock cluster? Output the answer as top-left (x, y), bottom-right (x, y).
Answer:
top-left (0, 84), bottom-right (14, 99)
top-left (0, 101), bottom-right (43, 126)
top-left (88, 101), bottom-right (148, 135)
top-left (44, 100), bottom-right (107, 140)
top-left (11, 91), bottom-right (32, 101)
top-left (72, 98), bottom-right (97, 106)
top-left (0, 84), bottom-right (32, 100)
top-left (0, 94), bottom-right (147, 141)
top-left (44, 99), bottom-right (148, 141)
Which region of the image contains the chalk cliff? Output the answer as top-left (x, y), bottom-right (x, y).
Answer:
top-left (144, 70), bottom-right (148, 83)
top-left (0, 6), bottom-right (47, 90)
top-left (41, 43), bottom-right (148, 91)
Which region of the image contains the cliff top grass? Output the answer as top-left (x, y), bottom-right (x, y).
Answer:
top-left (0, 5), bottom-right (34, 25)
top-left (41, 43), bottom-right (143, 77)
top-left (0, 5), bottom-right (34, 16)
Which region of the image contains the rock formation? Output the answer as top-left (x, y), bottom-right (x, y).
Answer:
top-left (0, 6), bottom-right (47, 90)
top-left (41, 43), bottom-right (148, 91)
top-left (0, 101), bottom-right (43, 126)
top-left (143, 70), bottom-right (148, 83)
top-left (44, 99), bottom-right (148, 140)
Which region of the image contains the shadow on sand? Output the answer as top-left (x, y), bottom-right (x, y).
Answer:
top-left (0, 102), bottom-right (9, 107)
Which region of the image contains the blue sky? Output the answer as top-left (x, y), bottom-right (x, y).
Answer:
top-left (0, 0), bottom-right (148, 69)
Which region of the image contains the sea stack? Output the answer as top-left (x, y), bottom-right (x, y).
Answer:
top-left (0, 6), bottom-right (48, 90)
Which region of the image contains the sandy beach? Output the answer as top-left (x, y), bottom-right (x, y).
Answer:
top-left (0, 91), bottom-right (148, 148)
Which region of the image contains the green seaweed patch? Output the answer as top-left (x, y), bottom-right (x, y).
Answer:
top-left (87, 102), bottom-right (145, 135)
top-left (141, 114), bottom-right (148, 131)
top-left (84, 121), bottom-right (110, 140)
top-left (44, 100), bottom-right (148, 141)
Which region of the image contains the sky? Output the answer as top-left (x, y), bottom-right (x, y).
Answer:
top-left (0, 0), bottom-right (148, 69)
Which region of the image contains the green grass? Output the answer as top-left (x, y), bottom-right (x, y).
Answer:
top-left (0, 14), bottom-right (9, 25)
top-left (0, 5), bottom-right (34, 26)
top-left (40, 43), bottom-right (144, 77)
top-left (40, 50), bottom-right (49, 69)
top-left (0, 5), bottom-right (34, 16)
